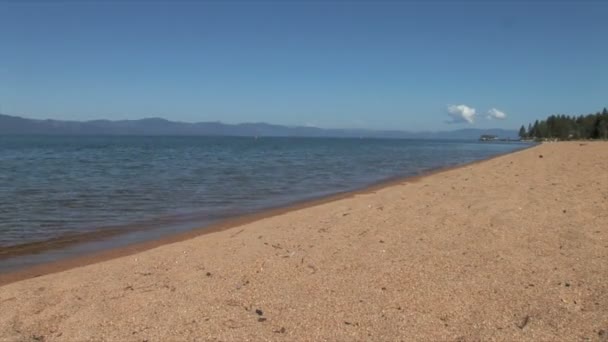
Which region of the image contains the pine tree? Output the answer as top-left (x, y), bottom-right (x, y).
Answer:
top-left (518, 125), bottom-right (527, 139)
top-left (533, 120), bottom-right (540, 138)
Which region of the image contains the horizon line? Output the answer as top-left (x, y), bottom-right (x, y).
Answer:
top-left (0, 112), bottom-right (518, 132)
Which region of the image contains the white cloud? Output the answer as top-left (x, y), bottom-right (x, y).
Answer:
top-left (447, 104), bottom-right (476, 124)
top-left (486, 108), bottom-right (507, 120)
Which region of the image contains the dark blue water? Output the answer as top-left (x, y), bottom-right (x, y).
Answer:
top-left (0, 136), bottom-right (529, 270)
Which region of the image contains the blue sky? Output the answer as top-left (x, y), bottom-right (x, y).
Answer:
top-left (1, 1), bottom-right (607, 131)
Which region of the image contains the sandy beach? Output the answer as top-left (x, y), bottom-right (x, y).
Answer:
top-left (1, 141), bottom-right (607, 341)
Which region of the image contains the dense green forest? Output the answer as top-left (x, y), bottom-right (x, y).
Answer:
top-left (519, 107), bottom-right (608, 140)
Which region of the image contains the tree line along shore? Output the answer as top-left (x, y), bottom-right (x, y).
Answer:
top-left (518, 107), bottom-right (608, 140)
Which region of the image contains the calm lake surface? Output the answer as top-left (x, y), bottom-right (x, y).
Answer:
top-left (0, 136), bottom-right (529, 271)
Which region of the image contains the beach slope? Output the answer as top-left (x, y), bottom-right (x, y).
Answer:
top-left (1, 141), bottom-right (607, 341)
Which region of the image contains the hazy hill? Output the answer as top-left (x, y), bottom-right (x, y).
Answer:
top-left (0, 113), bottom-right (518, 140)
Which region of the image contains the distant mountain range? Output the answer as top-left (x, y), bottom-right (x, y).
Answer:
top-left (0, 113), bottom-right (518, 140)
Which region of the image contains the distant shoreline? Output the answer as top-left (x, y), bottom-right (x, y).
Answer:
top-left (0, 112), bottom-right (519, 139)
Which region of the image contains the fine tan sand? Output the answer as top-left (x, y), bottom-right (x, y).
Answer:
top-left (1, 141), bottom-right (607, 341)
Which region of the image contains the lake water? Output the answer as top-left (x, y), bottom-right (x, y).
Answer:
top-left (0, 136), bottom-right (529, 271)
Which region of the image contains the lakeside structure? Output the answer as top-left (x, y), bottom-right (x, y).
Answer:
top-left (1, 142), bottom-right (607, 341)
top-left (479, 134), bottom-right (498, 141)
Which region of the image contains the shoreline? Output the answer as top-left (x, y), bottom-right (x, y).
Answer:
top-left (1, 141), bottom-right (606, 341)
top-left (0, 143), bottom-right (535, 286)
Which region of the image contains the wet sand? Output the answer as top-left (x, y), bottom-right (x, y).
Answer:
top-left (1, 141), bottom-right (607, 341)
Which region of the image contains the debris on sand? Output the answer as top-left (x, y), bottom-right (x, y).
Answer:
top-left (517, 315), bottom-right (530, 329)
